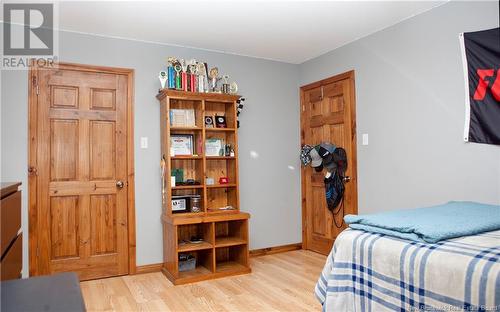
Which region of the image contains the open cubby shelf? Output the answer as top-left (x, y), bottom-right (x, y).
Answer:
top-left (163, 217), bottom-right (249, 284)
top-left (159, 90), bottom-right (250, 285)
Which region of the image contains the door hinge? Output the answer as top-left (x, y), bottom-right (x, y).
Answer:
top-left (32, 76), bottom-right (39, 95)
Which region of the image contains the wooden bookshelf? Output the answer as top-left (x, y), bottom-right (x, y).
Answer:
top-left (157, 89), bottom-right (251, 285)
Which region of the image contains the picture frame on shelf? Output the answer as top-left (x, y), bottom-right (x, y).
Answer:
top-left (170, 108), bottom-right (195, 127)
top-left (170, 134), bottom-right (194, 156)
top-left (205, 138), bottom-right (223, 156)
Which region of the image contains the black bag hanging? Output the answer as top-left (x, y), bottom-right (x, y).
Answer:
top-left (324, 171), bottom-right (345, 212)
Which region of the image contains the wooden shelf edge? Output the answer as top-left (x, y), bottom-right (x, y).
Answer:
top-left (205, 128), bottom-right (236, 132)
top-left (206, 184), bottom-right (237, 189)
top-left (171, 156), bottom-right (202, 160)
top-left (163, 265), bottom-right (251, 286)
top-left (171, 185), bottom-right (203, 190)
top-left (205, 156), bottom-right (236, 160)
top-left (163, 211), bottom-right (250, 225)
top-left (215, 237), bottom-right (247, 248)
top-left (157, 89), bottom-right (240, 101)
top-left (177, 241), bottom-right (213, 252)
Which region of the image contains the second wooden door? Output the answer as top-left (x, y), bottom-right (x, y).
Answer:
top-left (300, 71), bottom-right (358, 255)
top-left (29, 64), bottom-right (133, 280)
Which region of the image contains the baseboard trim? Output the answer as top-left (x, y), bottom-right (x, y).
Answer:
top-left (135, 263), bottom-right (163, 274)
top-left (249, 243), bottom-right (302, 257)
top-left (135, 243), bottom-right (303, 274)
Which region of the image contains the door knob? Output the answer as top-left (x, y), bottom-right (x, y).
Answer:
top-left (343, 176), bottom-right (351, 183)
top-left (116, 180), bottom-right (125, 188)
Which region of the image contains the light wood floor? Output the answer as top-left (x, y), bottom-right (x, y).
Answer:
top-left (80, 250), bottom-right (326, 311)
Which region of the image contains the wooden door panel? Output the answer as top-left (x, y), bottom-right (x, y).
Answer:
top-left (301, 71), bottom-right (358, 255)
top-left (50, 196), bottom-right (79, 260)
top-left (90, 88), bottom-right (116, 111)
top-left (50, 120), bottom-right (79, 181)
top-left (51, 86), bottom-right (79, 109)
top-left (89, 120), bottom-right (116, 180)
top-left (90, 194), bottom-right (117, 255)
top-left (32, 66), bottom-right (130, 280)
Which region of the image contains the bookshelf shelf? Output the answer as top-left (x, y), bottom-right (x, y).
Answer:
top-left (158, 89), bottom-right (250, 285)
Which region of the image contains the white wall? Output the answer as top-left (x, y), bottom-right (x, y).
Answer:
top-left (299, 1), bottom-right (500, 213)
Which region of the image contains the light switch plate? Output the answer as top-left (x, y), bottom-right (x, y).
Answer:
top-left (140, 137), bottom-right (148, 149)
top-left (362, 133), bottom-right (369, 146)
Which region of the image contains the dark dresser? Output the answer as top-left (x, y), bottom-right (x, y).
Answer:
top-left (0, 182), bottom-right (22, 281)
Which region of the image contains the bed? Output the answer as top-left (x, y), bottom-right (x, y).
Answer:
top-left (315, 228), bottom-right (500, 311)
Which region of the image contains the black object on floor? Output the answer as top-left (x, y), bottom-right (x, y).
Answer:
top-left (0, 272), bottom-right (86, 312)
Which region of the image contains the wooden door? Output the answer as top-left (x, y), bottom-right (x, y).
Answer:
top-left (300, 71), bottom-right (358, 255)
top-left (29, 63), bottom-right (135, 280)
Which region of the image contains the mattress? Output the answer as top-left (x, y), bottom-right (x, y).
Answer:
top-left (315, 229), bottom-right (500, 311)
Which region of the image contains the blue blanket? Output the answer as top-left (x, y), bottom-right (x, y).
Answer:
top-left (344, 201), bottom-right (500, 243)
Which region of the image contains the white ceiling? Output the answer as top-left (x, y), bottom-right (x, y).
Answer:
top-left (58, 1), bottom-right (446, 64)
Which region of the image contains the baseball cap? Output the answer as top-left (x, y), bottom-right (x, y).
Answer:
top-left (317, 143), bottom-right (337, 172)
top-left (309, 147), bottom-right (323, 168)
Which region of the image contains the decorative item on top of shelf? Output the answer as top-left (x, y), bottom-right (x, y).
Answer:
top-left (208, 67), bottom-right (222, 92)
top-left (236, 97), bottom-right (245, 128)
top-left (159, 71), bottom-right (168, 89)
top-left (170, 134), bottom-right (194, 156)
top-left (230, 82), bottom-right (238, 94)
top-left (174, 63), bottom-right (182, 90)
top-left (188, 60), bottom-right (198, 92)
top-left (219, 177), bottom-right (229, 184)
top-left (205, 138), bottom-right (224, 156)
top-left (180, 59), bottom-right (188, 91)
top-left (166, 57), bottom-right (177, 89)
top-left (170, 108), bottom-right (195, 127)
top-left (221, 75), bottom-right (230, 94)
top-left (204, 115), bottom-right (214, 128)
top-left (215, 115), bottom-right (227, 128)
top-left (197, 62), bottom-right (208, 93)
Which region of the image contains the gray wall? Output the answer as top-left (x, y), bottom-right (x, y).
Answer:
top-left (299, 1), bottom-right (500, 214)
top-left (2, 1), bottom-right (499, 276)
top-left (1, 28), bottom-right (302, 274)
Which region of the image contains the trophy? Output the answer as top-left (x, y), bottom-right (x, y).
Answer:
top-left (208, 67), bottom-right (221, 92)
top-left (188, 60), bottom-right (198, 92)
top-left (197, 62), bottom-right (207, 93)
top-left (166, 57), bottom-right (177, 89)
top-left (180, 59), bottom-right (188, 91)
top-left (221, 75), bottom-right (230, 94)
top-left (159, 71), bottom-right (168, 89)
top-left (173, 62), bottom-right (182, 90)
